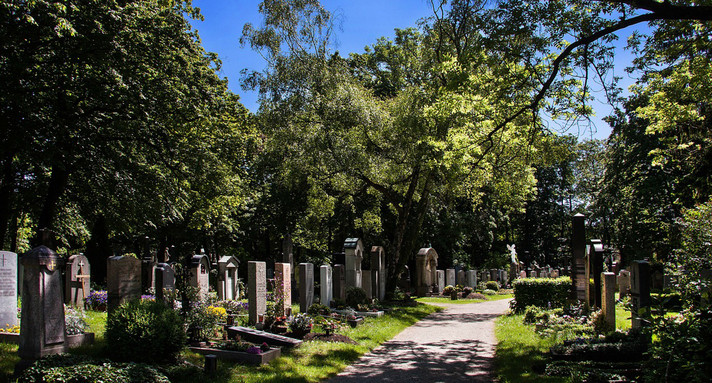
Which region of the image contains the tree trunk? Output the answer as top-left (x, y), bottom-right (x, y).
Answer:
top-left (33, 164), bottom-right (70, 247)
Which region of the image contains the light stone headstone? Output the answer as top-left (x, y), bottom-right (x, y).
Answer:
top-left (333, 264), bottom-right (345, 301)
top-left (274, 262), bottom-right (291, 316)
top-left (218, 256), bottom-right (240, 301)
top-left (65, 254), bottom-right (90, 307)
top-left (18, 246), bottom-right (66, 363)
top-left (572, 214), bottom-right (587, 300)
top-left (490, 269), bottom-right (498, 282)
top-left (107, 255), bottom-right (141, 313)
top-left (189, 254), bottom-right (211, 299)
top-left (520, 270), bottom-right (527, 279)
top-left (248, 261), bottom-right (266, 325)
top-left (299, 263), bottom-right (314, 313)
top-left (415, 248), bottom-right (438, 297)
top-left (320, 265), bottom-right (333, 307)
top-left (457, 270), bottom-right (466, 286)
top-left (362, 270), bottom-right (373, 299)
top-left (617, 269), bottom-right (631, 298)
top-left (445, 269), bottom-right (456, 287)
top-left (370, 246), bottom-right (386, 301)
top-left (602, 272), bottom-right (616, 329)
top-left (344, 238), bottom-right (363, 289)
top-left (154, 263), bottom-right (175, 302)
top-left (630, 260), bottom-right (651, 329)
top-left (436, 270), bottom-right (445, 294)
top-left (551, 269), bottom-right (560, 278)
top-left (0, 251), bottom-right (18, 328)
top-left (466, 270), bottom-right (477, 288)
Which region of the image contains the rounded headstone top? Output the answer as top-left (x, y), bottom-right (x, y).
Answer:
top-left (417, 247), bottom-right (438, 259)
top-left (191, 254), bottom-right (209, 267)
top-left (21, 245), bottom-right (64, 271)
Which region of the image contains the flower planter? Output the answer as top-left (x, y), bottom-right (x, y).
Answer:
top-left (347, 317), bottom-right (364, 328)
top-left (189, 346), bottom-right (281, 365)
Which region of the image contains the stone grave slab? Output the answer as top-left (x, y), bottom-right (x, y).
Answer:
top-left (227, 326), bottom-right (302, 348)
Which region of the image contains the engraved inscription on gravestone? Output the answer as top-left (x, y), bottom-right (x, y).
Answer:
top-left (0, 251), bottom-right (18, 327)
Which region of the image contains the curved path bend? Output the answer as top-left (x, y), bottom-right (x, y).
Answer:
top-left (327, 298), bottom-right (512, 383)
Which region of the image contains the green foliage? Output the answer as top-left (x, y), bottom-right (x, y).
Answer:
top-left (483, 289), bottom-right (496, 295)
top-left (64, 305), bottom-right (89, 336)
top-left (442, 285), bottom-right (456, 296)
top-left (511, 277), bottom-right (571, 312)
top-left (345, 287), bottom-right (368, 309)
top-left (307, 303), bottom-right (331, 316)
top-left (485, 281), bottom-right (500, 291)
top-left (17, 354), bottom-right (169, 383)
top-left (105, 300), bottom-right (185, 363)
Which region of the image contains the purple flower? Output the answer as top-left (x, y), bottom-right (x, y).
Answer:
top-left (246, 346), bottom-right (262, 354)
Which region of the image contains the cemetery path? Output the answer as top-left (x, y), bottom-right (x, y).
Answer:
top-left (327, 298), bottom-right (512, 383)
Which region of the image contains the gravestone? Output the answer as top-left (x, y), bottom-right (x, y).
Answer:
top-left (436, 270), bottom-right (445, 294)
top-left (630, 260), bottom-right (651, 329)
top-left (154, 263), bottom-right (175, 302)
top-left (457, 270), bottom-right (466, 286)
top-left (416, 248), bottom-right (438, 297)
top-left (572, 214), bottom-right (587, 300)
top-left (499, 270), bottom-right (507, 284)
top-left (445, 269), bottom-right (456, 287)
top-left (551, 269), bottom-right (560, 278)
top-left (618, 269), bottom-right (631, 298)
top-left (344, 238), bottom-right (363, 289)
top-left (362, 270), bottom-right (373, 299)
top-left (602, 272), bottom-right (616, 329)
top-left (589, 240), bottom-right (604, 308)
top-left (141, 255), bottom-right (156, 293)
top-left (0, 251), bottom-right (18, 328)
top-left (466, 270), bottom-right (477, 288)
top-left (298, 263), bottom-right (314, 313)
top-left (248, 261), bottom-right (266, 325)
top-left (218, 256), bottom-right (240, 301)
top-left (65, 254), bottom-right (90, 307)
top-left (490, 269), bottom-right (498, 282)
top-left (227, 326), bottom-right (302, 348)
top-left (107, 255), bottom-right (141, 313)
top-left (189, 254), bottom-right (211, 299)
top-left (274, 263), bottom-right (291, 316)
top-left (320, 265), bottom-right (333, 307)
top-left (18, 246), bottom-right (66, 363)
top-left (370, 246), bottom-right (386, 301)
top-left (520, 270), bottom-right (527, 279)
top-left (333, 264), bottom-right (345, 301)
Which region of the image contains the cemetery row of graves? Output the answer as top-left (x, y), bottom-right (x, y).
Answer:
top-left (0, 215), bottom-right (709, 382)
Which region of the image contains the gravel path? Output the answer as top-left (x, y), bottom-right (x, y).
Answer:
top-left (327, 298), bottom-right (512, 383)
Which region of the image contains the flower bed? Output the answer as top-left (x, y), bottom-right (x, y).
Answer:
top-left (189, 341), bottom-right (280, 365)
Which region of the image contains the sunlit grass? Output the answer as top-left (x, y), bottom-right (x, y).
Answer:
top-left (416, 293), bottom-right (513, 305)
top-left (494, 314), bottom-right (568, 383)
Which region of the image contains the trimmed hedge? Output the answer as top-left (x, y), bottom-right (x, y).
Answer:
top-left (511, 277), bottom-right (571, 312)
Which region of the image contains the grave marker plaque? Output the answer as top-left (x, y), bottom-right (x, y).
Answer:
top-left (0, 251), bottom-right (18, 328)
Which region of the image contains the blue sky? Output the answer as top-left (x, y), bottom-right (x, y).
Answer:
top-left (190, 1), bottom-right (641, 140)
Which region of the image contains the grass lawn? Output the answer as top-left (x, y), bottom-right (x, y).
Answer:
top-left (1, 303), bottom-right (440, 383)
top-left (416, 293), bottom-right (513, 305)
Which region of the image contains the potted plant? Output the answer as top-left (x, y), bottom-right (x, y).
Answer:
top-left (288, 313), bottom-right (313, 338)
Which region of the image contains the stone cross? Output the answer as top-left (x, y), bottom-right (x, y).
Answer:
top-left (298, 263), bottom-right (314, 313)
top-left (320, 265), bottom-right (332, 307)
top-left (343, 238), bottom-right (363, 289)
top-left (248, 261), bottom-right (266, 325)
top-left (0, 251), bottom-right (18, 328)
top-left (65, 254), bottom-right (90, 307)
top-left (107, 255), bottom-right (141, 313)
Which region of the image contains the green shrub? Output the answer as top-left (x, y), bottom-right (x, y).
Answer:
top-left (18, 354), bottom-right (170, 383)
top-left (345, 287), bottom-right (368, 308)
top-left (485, 281), bottom-right (499, 291)
top-left (511, 277), bottom-right (571, 312)
top-left (442, 285), bottom-right (456, 296)
top-left (307, 303), bottom-right (331, 316)
top-left (106, 300), bottom-right (185, 363)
